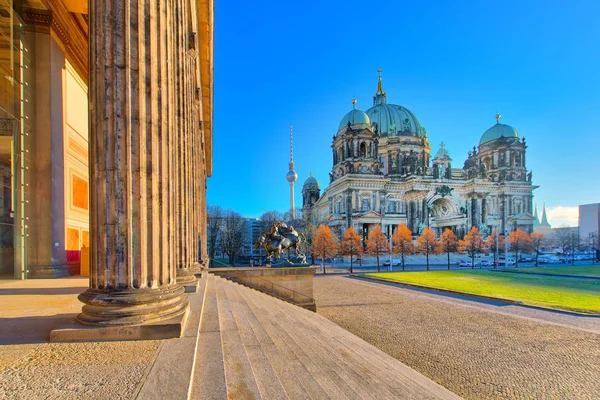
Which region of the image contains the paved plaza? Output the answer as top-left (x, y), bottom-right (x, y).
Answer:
top-left (0, 278), bottom-right (160, 399)
top-left (314, 274), bottom-right (600, 400)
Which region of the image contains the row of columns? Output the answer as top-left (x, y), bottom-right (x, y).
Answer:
top-left (78, 0), bottom-right (205, 326)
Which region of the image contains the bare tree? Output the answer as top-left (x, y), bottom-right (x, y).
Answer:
top-left (207, 205), bottom-right (224, 262)
top-left (259, 210), bottom-right (284, 235)
top-left (220, 210), bottom-right (246, 266)
top-left (551, 227), bottom-right (580, 263)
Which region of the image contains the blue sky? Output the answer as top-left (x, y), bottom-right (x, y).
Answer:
top-left (208, 0), bottom-right (600, 226)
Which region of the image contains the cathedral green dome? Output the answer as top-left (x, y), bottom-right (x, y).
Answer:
top-left (479, 122), bottom-right (519, 145)
top-left (338, 108), bottom-right (371, 132)
top-left (303, 175), bottom-right (320, 191)
top-left (366, 103), bottom-right (424, 137)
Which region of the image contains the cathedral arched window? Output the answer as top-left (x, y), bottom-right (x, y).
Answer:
top-left (359, 142), bottom-right (366, 158)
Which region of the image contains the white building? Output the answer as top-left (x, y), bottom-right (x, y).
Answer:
top-left (579, 203), bottom-right (600, 245)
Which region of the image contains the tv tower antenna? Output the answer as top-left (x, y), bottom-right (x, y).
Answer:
top-left (286, 124), bottom-right (298, 220)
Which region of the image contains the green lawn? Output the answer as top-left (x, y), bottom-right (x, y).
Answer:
top-left (498, 265), bottom-right (600, 278)
top-left (365, 270), bottom-right (600, 314)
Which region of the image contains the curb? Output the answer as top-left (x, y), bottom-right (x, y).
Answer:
top-left (351, 274), bottom-right (600, 318)
top-left (490, 269), bottom-right (600, 280)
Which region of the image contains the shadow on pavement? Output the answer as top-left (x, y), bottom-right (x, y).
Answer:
top-left (0, 313), bottom-right (79, 345)
top-left (0, 287), bottom-right (86, 296)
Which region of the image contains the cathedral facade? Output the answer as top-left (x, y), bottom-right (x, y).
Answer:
top-left (302, 74), bottom-right (538, 241)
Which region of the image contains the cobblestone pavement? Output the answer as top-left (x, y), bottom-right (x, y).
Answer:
top-left (314, 275), bottom-right (600, 400)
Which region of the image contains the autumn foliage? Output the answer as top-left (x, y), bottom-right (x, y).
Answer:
top-left (311, 225), bottom-right (339, 274)
top-left (340, 227), bottom-right (363, 274)
top-left (392, 223), bottom-right (414, 270)
top-left (459, 226), bottom-right (485, 268)
top-left (508, 229), bottom-right (534, 267)
top-left (440, 229), bottom-right (458, 270)
top-left (415, 227), bottom-right (441, 270)
top-left (366, 225), bottom-right (389, 272)
top-left (485, 232), bottom-right (505, 266)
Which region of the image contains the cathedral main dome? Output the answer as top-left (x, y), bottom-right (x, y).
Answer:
top-left (479, 118), bottom-right (519, 145)
top-left (366, 103), bottom-right (424, 137)
top-left (364, 72), bottom-right (425, 137)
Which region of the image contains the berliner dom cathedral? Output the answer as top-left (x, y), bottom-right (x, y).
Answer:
top-left (301, 71), bottom-right (537, 240)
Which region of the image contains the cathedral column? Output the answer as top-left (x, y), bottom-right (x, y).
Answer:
top-left (77, 0), bottom-right (187, 326)
top-left (481, 198), bottom-right (487, 224)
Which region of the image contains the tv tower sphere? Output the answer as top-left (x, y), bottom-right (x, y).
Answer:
top-left (286, 169), bottom-right (298, 183)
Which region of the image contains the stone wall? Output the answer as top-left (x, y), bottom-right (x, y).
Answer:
top-left (211, 267), bottom-right (317, 311)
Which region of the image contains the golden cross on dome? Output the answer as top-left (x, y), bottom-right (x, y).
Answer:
top-left (377, 68), bottom-right (382, 80)
top-left (352, 97), bottom-right (357, 109)
top-left (495, 112), bottom-right (501, 124)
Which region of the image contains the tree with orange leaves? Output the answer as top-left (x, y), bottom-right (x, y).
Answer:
top-left (311, 225), bottom-right (338, 274)
top-left (392, 223), bottom-right (414, 271)
top-left (508, 229), bottom-right (533, 267)
top-left (366, 225), bottom-right (389, 272)
top-left (485, 231), bottom-right (505, 267)
top-left (440, 229), bottom-right (458, 270)
top-left (459, 226), bottom-right (485, 268)
top-left (416, 227), bottom-right (441, 271)
top-left (530, 232), bottom-right (545, 267)
top-left (340, 227), bottom-right (363, 274)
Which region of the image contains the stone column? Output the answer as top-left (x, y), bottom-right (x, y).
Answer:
top-left (482, 198), bottom-right (487, 224)
top-left (471, 198), bottom-right (477, 228)
top-left (78, 0), bottom-right (187, 326)
top-left (172, 0), bottom-right (200, 287)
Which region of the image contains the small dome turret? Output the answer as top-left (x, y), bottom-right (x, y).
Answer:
top-left (337, 98), bottom-right (371, 133)
top-left (480, 114), bottom-right (519, 145)
top-left (302, 174), bottom-right (320, 191)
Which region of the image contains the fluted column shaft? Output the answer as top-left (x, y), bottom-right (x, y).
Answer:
top-left (173, 0), bottom-right (205, 282)
top-left (78, 0), bottom-right (187, 326)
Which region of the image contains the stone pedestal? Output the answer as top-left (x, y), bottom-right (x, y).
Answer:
top-left (70, 0), bottom-right (187, 330)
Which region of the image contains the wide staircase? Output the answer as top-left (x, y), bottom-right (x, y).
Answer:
top-left (190, 274), bottom-right (460, 399)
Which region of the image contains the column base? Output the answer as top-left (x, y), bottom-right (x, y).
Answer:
top-left (50, 302), bottom-right (190, 342)
top-left (177, 268), bottom-right (199, 292)
top-left (192, 262), bottom-right (205, 277)
top-left (76, 284), bottom-right (187, 326)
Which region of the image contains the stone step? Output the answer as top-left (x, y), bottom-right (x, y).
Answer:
top-left (240, 282), bottom-right (394, 400)
top-left (214, 276), bottom-right (262, 399)
top-left (236, 282), bottom-right (360, 400)
top-left (221, 278), bottom-right (288, 400)
top-left (229, 280), bottom-right (339, 400)
top-left (189, 274), bottom-right (227, 400)
top-left (192, 275), bottom-right (460, 400)
top-left (263, 293), bottom-right (449, 399)
top-left (236, 280), bottom-right (458, 400)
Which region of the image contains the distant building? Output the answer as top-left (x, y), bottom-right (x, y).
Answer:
top-left (302, 72), bottom-right (538, 241)
top-left (242, 218), bottom-right (263, 257)
top-left (533, 203), bottom-right (552, 235)
top-left (579, 203), bottom-right (600, 245)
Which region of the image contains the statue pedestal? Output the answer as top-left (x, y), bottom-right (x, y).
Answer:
top-left (267, 258), bottom-right (310, 268)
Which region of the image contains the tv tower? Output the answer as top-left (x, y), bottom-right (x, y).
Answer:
top-left (286, 124), bottom-right (298, 220)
